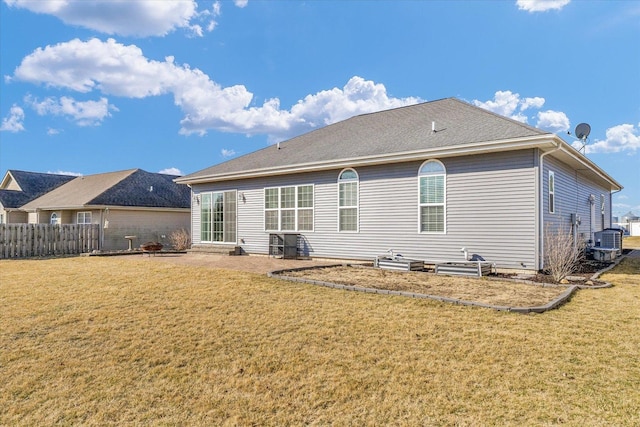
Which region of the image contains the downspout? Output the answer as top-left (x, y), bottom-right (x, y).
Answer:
top-left (538, 142), bottom-right (561, 271)
top-left (100, 209), bottom-right (104, 250)
top-left (610, 188), bottom-right (622, 228)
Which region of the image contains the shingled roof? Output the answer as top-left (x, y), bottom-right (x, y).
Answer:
top-left (177, 97), bottom-right (549, 184)
top-left (21, 169), bottom-right (190, 210)
top-left (0, 170), bottom-right (76, 209)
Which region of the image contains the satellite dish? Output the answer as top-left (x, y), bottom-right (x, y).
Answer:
top-left (575, 123), bottom-right (591, 140)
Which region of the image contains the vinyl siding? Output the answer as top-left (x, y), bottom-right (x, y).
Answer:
top-left (3, 210), bottom-right (27, 224)
top-left (191, 150), bottom-right (538, 269)
top-left (101, 209), bottom-right (190, 251)
top-left (29, 208), bottom-right (190, 250)
top-left (543, 155), bottom-right (612, 244)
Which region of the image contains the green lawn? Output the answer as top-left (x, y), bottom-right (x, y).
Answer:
top-left (1, 256), bottom-right (639, 425)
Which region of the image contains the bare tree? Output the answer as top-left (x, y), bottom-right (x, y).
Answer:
top-left (544, 223), bottom-right (584, 283)
top-left (169, 228), bottom-right (191, 251)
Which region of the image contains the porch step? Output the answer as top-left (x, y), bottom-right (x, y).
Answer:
top-left (188, 245), bottom-right (243, 256)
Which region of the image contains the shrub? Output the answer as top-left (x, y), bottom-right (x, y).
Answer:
top-left (544, 223), bottom-right (584, 282)
top-left (169, 228), bottom-right (191, 251)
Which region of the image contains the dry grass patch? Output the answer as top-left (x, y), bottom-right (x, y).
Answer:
top-left (599, 256), bottom-right (640, 286)
top-left (623, 235), bottom-right (640, 249)
top-left (282, 266), bottom-right (568, 307)
top-left (1, 256), bottom-right (639, 426)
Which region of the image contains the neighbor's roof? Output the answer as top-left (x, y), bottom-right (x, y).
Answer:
top-left (0, 170), bottom-right (76, 209)
top-left (21, 169), bottom-right (190, 210)
top-left (177, 97), bottom-right (548, 184)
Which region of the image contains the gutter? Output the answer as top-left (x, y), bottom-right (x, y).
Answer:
top-left (176, 135), bottom-right (557, 185)
top-left (610, 187), bottom-right (623, 228)
top-left (556, 141), bottom-right (622, 191)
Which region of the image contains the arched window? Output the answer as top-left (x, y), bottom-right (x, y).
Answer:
top-left (338, 168), bottom-right (358, 232)
top-left (419, 160), bottom-right (446, 233)
top-left (50, 212), bottom-right (60, 225)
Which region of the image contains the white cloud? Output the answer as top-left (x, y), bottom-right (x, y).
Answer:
top-left (26, 95), bottom-right (116, 126)
top-left (221, 148), bottom-right (236, 158)
top-left (0, 104), bottom-right (25, 132)
top-left (4, 0), bottom-right (248, 37)
top-left (12, 38), bottom-right (420, 141)
top-left (47, 170), bottom-right (82, 176)
top-left (159, 167), bottom-right (183, 176)
top-left (576, 122), bottom-right (640, 154)
top-left (472, 90), bottom-right (547, 124)
top-left (213, 1), bottom-right (222, 16)
top-left (617, 195), bottom-right (629, 200)
top-left (47, 127), bottom-right (61, 135)
top-left (202, 1), bottom-right (221, 34)
top-left (516, 0), bottom-right (570, 13)
top-left (521, 97), bottom-right (545, 111)
top-left (4, 0), bottom-right (197, 37)
top-left (473, 91), bottom-right (574, 134)
top-left (535, 110), bottom-right (570, 133)
top-left (291, 76), bottom-right (422, 127)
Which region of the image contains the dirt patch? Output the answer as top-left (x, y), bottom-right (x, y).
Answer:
top-left (280, 265), bottom-right (572, 308)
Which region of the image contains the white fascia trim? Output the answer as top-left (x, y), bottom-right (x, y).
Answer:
top-left (178, 135), bottom-right (558, 185)
top-left (91, 206), bottom-right (190, 213)
top-left (554, 141), bottom-right (623, 191)
top-left (25, 205), bottom-right (189, 213)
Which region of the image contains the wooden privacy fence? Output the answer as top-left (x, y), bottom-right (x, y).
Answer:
top-left (0, 224), bottom-right (100, 259)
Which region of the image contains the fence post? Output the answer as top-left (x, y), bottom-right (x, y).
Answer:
top-left (25, 224), bottom-right (32, 257)
top-left (0, 224), bottom-right (5, 259)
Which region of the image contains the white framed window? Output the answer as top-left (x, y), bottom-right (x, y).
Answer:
top-left (548, 171), bottom-right (555, 214)
top-left (338, 168), bottom-right (359, 232)
top-left (77, 212), bottom-right (92, 224)
top-left (297, 185), bottom-right (314, 231)
top-left (419, 160), bottom-right (446, 233)
top-left (50, 212), bottom-right (60, 225)
top-left (200, 191), bottom-right (237, 243)
top-left (264, 188), bottom-right (279, 231)
top-left (264, 185), bottom-right (314, 232)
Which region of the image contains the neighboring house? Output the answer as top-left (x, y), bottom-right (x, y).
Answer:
top-left (0, 170), bottom-right (75, 224)
top-left (176, 98), bottom-right (622, 271)
top-left (20, 169), bottom-right (191, 251)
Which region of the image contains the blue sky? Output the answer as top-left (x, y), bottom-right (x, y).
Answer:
top-left (1, 0), bottom-right (639, 218)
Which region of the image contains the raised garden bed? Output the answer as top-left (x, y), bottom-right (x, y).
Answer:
top-left (435, 261), bottom-right (494, 277)
top-left (375, 256), bottom-right (424, 271)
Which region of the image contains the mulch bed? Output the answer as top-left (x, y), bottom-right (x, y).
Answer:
top-left (493, 258), bottom-right (613, 286)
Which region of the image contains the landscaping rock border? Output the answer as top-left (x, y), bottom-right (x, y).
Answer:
top-left (268, 257), bottom-right (624, 314)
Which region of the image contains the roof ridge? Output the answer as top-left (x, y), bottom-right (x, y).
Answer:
top-left (351, 97), bottom-right (454, 119)
top-left (85, 169), bottom-right (139, 205)
top-left (452, 97), bottom-right (548, 135)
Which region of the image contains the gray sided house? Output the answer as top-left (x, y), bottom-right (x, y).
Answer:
top-left (176, 98), bottom-right (622, 271)
top-left (0, 170), bottom-right (76, 224)
top-left (20, 169), bottom-right (191, 251)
